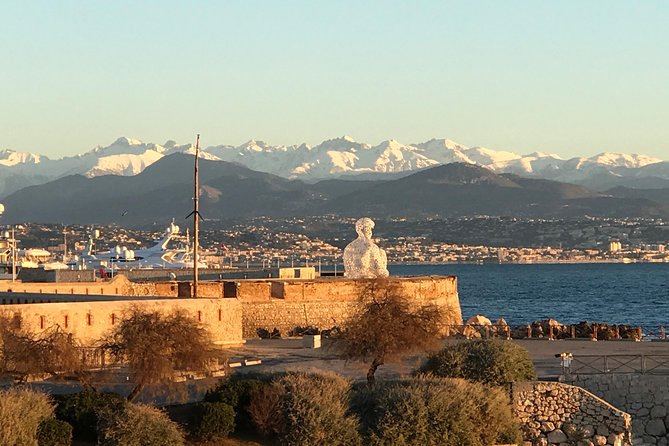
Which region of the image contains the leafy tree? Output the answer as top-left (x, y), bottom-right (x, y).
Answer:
top-left (101, 308), bottom-right (221, 401)
top-left (337, 279), bottom-right (444, 385)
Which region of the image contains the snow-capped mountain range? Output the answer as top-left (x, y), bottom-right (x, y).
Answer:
top-left (0, 136), bottom-right (667, 198)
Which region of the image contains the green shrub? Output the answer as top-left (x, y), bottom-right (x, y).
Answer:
top-left (54, 390), bottom-right (126, 441)
top-left (190, 402), bottom-right (235, 441)
top-left (247, 381), bottom-right (284, 438)
top-left (419, 339), bottom-right (536, 385)
top-left (274, 371), bottom-right (362, 446)
top-left (357, 376), bottom-right (521, 446)
top-left (204, 374), bottom-right (269, 431)
top-left (37, 418), bottom-right (73, 446)
top-left (0, 388), bottom-right (54, 446)
top-left (98, 403), bottom-right (184, 446)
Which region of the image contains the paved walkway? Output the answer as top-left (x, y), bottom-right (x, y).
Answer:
top-left (227, 337), bottom-right (669, 381)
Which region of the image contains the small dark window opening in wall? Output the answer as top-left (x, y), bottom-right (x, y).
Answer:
top-left (40, 316), bottom-right (45, 329)
top-left (111, 313), bottom-right (116, 325)
top-left (87, 314), bottom-right (93, 326)
top-left (197, 310), bottom-right (202, 322)
top-left (64, 315), bottom-right (69, 329)
top-left (218, 309), bottom-right (222, 321)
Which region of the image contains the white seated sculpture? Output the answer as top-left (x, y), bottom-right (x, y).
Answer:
top-left (343, 217), bottom-right (389, 278)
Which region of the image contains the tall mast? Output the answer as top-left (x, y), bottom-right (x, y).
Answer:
top-left (193, 134), bottom-right (200, 298)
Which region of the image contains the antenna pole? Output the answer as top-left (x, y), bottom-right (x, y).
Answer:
top-left (193, 134), bottom-right (200, 298)
top-left (11, 226), bottom-right (16, 283)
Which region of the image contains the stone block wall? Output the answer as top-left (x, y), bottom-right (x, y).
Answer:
top-left (240, 276), bottom-right (462, 338)
top-left (0, 298), bottom-right (243, 346)
top-left (0, 275), bottom-right (133, 296)
top-left (513, 381), bottom-right (632, 446)
top-left (1, 275), bottom-right (461, 345)
top-left (564, 374), bottom-right (669, 446)
top-left (241, 300), bottom-right (359, 338)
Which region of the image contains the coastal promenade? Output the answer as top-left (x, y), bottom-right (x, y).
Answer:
top-left (225, 338), bottom-right (669, 380)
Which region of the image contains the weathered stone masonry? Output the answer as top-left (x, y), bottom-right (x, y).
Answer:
top-left (564, 374), bottom-right (669, 446)
top-left (236, 276), bottom-right (463, 338)
top-left (513, 381), bottom-right (632, 446)
top-left (1, 275), bottom-right (461, 346)
top-left (1, 298), bottom-right (243, 346)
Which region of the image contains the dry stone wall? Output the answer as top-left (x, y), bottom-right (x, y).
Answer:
top-left (564, 374), bottom-right (669, 446)
top-left (513, 381), bottom-right (632, 446)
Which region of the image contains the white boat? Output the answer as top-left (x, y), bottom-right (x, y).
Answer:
top-left (74, 221), bottom-right (207, 270)
top-left (0, 232), bottom-right (65, 277)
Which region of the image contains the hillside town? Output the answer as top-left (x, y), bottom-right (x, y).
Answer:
top-left (10, 215), bottom-right (669, 268)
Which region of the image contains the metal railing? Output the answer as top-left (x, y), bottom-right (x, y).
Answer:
top-left (565, 355), bottom-right (669, 375)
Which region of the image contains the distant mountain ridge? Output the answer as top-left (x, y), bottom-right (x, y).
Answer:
top-left (0, 136), bottom-right (667, 198)
top-left (4, 155), bottom-right (668, 225)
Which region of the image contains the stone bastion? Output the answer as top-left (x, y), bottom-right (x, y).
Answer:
top-left (0, 275), bottom-right (462, 345)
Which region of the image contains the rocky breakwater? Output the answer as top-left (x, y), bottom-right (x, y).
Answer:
top-left (459, 315), bottom-right (643, 341)
top-left (517, 321), bottom-right (643, 341)
top-left (513, 381), bottom-right (632, 446)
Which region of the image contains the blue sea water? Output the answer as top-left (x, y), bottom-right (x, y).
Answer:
top-left (389, 263), bottom-right (669, 328)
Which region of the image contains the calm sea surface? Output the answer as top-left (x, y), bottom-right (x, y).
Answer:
top-left (389, 263), bottom-right (669, 327)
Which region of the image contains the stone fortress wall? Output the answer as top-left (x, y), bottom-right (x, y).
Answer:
top-left (1, 298), bottom-right (243, 346)
top-left (0, 275), bottom-right (462, 345)
top-left (237, 276), bottom-right (462, 338)
top-left (513, 381), bottom-right (632, 446)
top-left (564, 374), bottom-right (669, 446)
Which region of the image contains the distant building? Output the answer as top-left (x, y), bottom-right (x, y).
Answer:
top-left (609, 241), bottom-right (622, 253)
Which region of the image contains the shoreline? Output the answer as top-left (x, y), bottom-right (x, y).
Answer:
top-left (388, 259), bottom-right (669, 266)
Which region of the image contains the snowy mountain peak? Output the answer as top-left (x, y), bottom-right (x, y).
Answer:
top-left (0, 135), bottom-right (667, 199)
top-left (526, 151), bottom-right (563, 160)
top-left (110, 136), bottom-right (144, 147)
top-left (466, 146), bottom-right (522, 166)
top-left (0, 149), bottom-right (43, 166)
top-left (588, 152), bottom-right (662, 168)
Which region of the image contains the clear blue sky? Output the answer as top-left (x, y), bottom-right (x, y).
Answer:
top-left (1, 1), bottom-right (668, 159)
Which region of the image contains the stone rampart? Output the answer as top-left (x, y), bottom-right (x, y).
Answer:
top-left (0, 275), bottom-right (133, 296)
top-left (240, 276), bottom-right (461, 338)
top-left (1, 275), bottom-right (461, 343)
top-left (242, 300), bottom-right (360, 338)
top-left (0, 298), bottom-right (243, 346)
top-left (564, 374), bottom-right (669, 445)
top-left (513, 381), bottom-right (632, 446)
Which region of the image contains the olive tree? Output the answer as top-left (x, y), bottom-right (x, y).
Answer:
top-left (337, 279), bottom-right (444, 385)
top-left (101, 308), bottom-right (221, 401)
